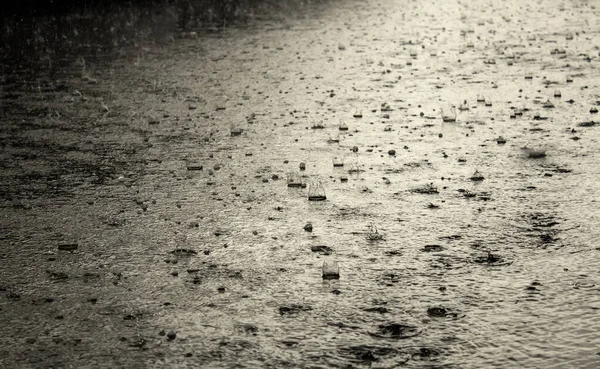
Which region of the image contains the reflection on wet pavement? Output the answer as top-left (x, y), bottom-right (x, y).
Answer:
top-left (1, 0), bottom-right (600, 368)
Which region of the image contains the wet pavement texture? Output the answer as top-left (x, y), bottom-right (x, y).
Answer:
top-left (1, 0), bottom-right (600, 368)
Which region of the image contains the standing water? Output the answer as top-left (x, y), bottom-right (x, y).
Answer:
top-left (0, 0), bottom-right (599, 368)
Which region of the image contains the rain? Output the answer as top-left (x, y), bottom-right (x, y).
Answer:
top-left (1, 0), bottom-right (600, 368)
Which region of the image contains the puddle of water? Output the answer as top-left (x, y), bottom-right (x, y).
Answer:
top-left (2, 0), bottom-right (600, 368)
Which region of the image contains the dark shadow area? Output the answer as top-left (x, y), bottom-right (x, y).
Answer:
top-left (1, 0), bottom-right (332, 74)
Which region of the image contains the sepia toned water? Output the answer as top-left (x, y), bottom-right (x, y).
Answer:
top-left (1, 0), bottom-right (599, 368)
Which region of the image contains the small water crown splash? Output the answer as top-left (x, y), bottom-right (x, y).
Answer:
top-left (328, 132), bottom-right (341, 144)
top-left (366, 223), bottom-right (385, 241)
top-left (311, 121), bottom-right (326, 129)
top-left (470, 170), bottom-right (485, 181)
top-left (409, 46), bottom-right (418, 59)
top-left (230, 121), bottom-right (244, 136)
top-left (441, 104), bottom-right (457, 122)
top-left (308, 180), bottom-right (327, 201)
top-left (322, 261), bottom-right (340, 280)
top-left (347, 153), bottom-right (362, 174)
top-left (333, 156), bottom-right (344, 167)
top-left (541, 99), bottom-right (554, 109)
top-left (521, 146), bottom-right (547, 159)
top-left (287, 172), bottom-right (304, 188)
